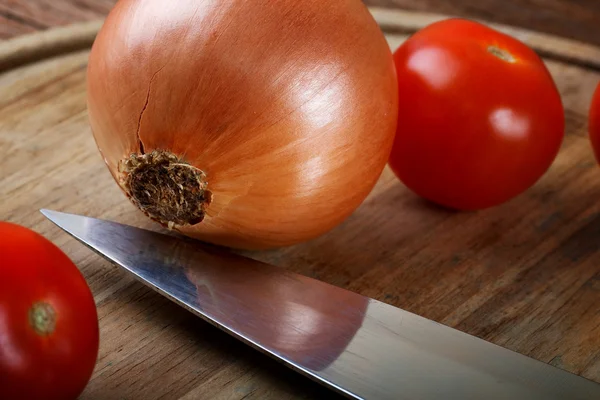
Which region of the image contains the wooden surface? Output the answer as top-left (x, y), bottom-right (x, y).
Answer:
top-left (3, 0), bottom-right (600, 47)
top-left (1, 2), bottom-right (600, 400)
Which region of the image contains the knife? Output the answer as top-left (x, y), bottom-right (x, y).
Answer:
top-left (40, 209), bottom-right (600, 400)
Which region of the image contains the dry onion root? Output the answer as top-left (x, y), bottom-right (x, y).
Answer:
top-left (118, 150), bottom-right (213, 229)
top-left (86, 0), bottom-right (398, 249)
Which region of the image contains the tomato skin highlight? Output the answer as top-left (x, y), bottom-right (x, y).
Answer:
top-left (388, 19), bottom-right (565, 210)
top-left (589, 82), bottom-right (600, 163)
top-left (0, 221), bottom-right (99, 400)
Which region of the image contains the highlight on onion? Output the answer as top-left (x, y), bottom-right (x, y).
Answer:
top-left (86, 0), bottom-right (398, 249)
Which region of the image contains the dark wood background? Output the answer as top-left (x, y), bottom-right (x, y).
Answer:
top-left (2, 0), bottom-right (600, 46)
top-left (1, 1), bottom-right (600, 399)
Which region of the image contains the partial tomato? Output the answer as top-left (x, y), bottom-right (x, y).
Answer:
top-left (388, 19), bottom-right (565, 210)
top-left (0, 222), bottom-right (99, 400)
top-left (589, 82), bottom-right (600, 162)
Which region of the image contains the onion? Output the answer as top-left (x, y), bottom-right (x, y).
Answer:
top-left (86, 0), bottom-right (398, 249)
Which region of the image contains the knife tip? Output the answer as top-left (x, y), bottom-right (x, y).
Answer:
top-left (40, 208), bottom-right (56, 219)
top-left (40, 208), bottom-right (71, 224)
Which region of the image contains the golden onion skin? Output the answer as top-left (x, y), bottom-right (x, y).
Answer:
top-left (87, 0), bottom-right (398, 249)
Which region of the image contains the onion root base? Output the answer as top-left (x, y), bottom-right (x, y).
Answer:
top-left (118, 150), bottom-right (212, 229)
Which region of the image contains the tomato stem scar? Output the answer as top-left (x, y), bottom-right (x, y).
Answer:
top-left (29, 302), bottom-right (56, 335)
top-left (487, 46), bottom-right (516, 63)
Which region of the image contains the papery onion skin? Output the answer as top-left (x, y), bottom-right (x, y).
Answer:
top-left (86, 0), bottom-right (398, 249)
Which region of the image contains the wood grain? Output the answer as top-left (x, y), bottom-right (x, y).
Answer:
top-left (0, 19), bottom-right (101, 73)
top-left (3, 0), bottom-right (600, 47)
top-left (368, 0), bottom-right (600, 47)
top-left (1, 5), bottom-right (600, 400)
top-left (0, 0), bottom-right (113, 39)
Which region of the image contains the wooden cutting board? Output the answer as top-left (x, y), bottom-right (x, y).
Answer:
top-left (1, 7), bottom-right (600, 399)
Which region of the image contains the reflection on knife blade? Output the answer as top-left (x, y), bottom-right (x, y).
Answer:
top-left (41, 209), bottom-right (600, 400)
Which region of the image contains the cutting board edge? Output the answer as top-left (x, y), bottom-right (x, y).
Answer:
top-left (1, 7), bottom-right (600, 75)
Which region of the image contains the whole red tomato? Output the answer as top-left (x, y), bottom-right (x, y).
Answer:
top-left (388, 19), bottom-right (564, 210)
top-left (589, 82), bottom-right (600, 162)
top-left (0, 221), bottom-right (99, 400)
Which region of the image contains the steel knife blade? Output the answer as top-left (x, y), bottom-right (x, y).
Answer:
top-left (40, 209), bottom-right (600, 400)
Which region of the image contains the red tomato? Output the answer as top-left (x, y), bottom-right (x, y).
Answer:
top-left (388, 19), bottom-right (565, 210)
top-left (589, 82), bottom-right (600, 162)
top-left (0, 221), bottom-right (99, 400)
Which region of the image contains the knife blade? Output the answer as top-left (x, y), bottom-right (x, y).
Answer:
top-left (40, 209), bottom-right (600, 400)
